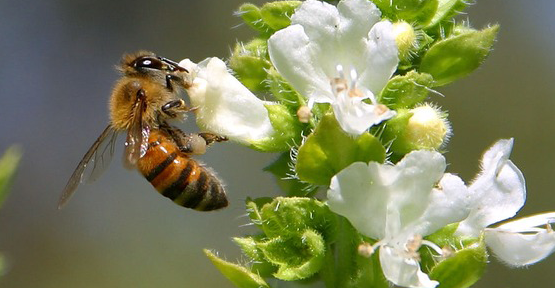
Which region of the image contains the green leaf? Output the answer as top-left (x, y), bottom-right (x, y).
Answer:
top-left (204, 249), bottom-right (272, 288)
top-left (229, 39), bottom-right (271, 92)
top-left (258, 230), bottom-right (326, 280)
top-left (237, 3), bottom-right (273, 36)
top-left (420, 25), bottom-right (499, 87)
top-left (379, 71), bottom-right (434, 109)
top-left (0, 146), bottom-right (22, 207)
top-left (426, 0), bottom-right (469, 29)
top-left (429, 239), bottom-right (487, 288)
top-left (264, 153), bottom-right (317, 197)
top-left (260, 1), bottom-right (301, 31)
top-left (250, 103), bottom-right (304, 152)
top-left (418, 224), bottom-right (487, 288)
top-left (296, 113), bottom-right (386, 185)
top-left (374, 0), bottom-right (439, 26)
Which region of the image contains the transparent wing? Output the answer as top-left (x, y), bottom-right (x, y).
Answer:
top-left (58, 125), bottom-right (118, 209)
top-left (87, 129), bottom-right (118, 183)
top-left (123, 91), bottom-right (150, 169)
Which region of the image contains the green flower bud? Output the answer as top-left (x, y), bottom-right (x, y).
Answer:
top-left (393, 21), bottom-right (417, 60)
top-left (229, 39), bottom-right (271, 92)
top-left (384, 104), bottom-right (451, 156)
top-left (406, 104), bottom-right (451, 148)
top-left (236, 3), bottom-right (272, 35)
top-left (380, 70), bottom-right (434, 109)
top-left (260, 1), bottom-right (301, 31)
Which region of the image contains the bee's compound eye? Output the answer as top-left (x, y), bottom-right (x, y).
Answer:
top-left (134, 57), bottom-right (163, 70)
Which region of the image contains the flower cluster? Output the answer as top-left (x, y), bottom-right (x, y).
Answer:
top-left (178, 0), bottom-right (555, 288)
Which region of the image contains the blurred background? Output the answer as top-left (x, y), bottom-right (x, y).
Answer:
top-left (0, 0), bottom-right (553, 287)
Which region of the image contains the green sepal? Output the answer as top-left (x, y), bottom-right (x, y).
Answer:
top-left (264, 153), bottom-right (318, 197)
top-left (246, 197), bottom-right (274, 227)
top-left (260, 1), bottom-right (301, 31)
top-left (234, 236), bottom-right (278, 277)
top-left (0, 146), bottom-right (22, 207)
top-left (250, 103), bottom-right (304, 152)
top-left (255, 197), bottom-right (337, 240)
top-left (243, 197), bottom-right (337, 281)
top-left (382, 109), bottom-right (419, 157)
top-left (204, 249), bottom-right (272, 288)
top-left (237, 3), bottom-right (273, 36)
top-left (374, 0), bottom-right (439, 26)
top-left (418, 224), bottom-right (488, 288)
top-left (420, 25), bottom-right (499, 87)
top-left (296, 113), bottom-right (386, 185)
top-left (266, 67), bottom-right (306, 108)
top-left (258, 230), bottom-right (326, 280)
top-left (229, 39), bottom-right (271, 92)
top-left (379, 71), bottom-right (434, 109)
top-left (426, 0), bottom-right (469, 29)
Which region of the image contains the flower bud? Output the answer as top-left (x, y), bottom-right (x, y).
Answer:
top-left (392, 21), bottom-right (417, 60)
top-left (405, 104), bottom-right (451, 150)
top-left (384, 104), bottom-right (451, 156)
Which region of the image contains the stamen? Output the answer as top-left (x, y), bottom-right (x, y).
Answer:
top-left (336, 64), bottom-right (345, 79)
top-left (358, 242), bottom-right (375, 258)
top-left (331, 78), bottom-right (348, 94)
top-left (374, 104), bottom-right (390, 116)
top-left (297, 106), bottom-right (312, 123)
top-left (348, 88), bottom-right (364, 98)
top-left (441, 246), bottom-right (454, 258)
top-left (349, 67), bottom-right (358, 89)
top-left (421, 239), bottom-right (444, 256)
top-left (406, 234), bottom-right (423, 252)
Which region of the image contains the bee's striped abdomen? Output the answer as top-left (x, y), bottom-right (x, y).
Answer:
top-left (136, 130), bottom-right (228, 211)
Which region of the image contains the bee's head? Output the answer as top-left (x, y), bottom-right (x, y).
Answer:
top-left (118, 51), bottom-right (188, 77)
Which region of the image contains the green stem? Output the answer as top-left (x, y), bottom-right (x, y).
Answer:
top-left (321, 215), bottom-right (358, 288)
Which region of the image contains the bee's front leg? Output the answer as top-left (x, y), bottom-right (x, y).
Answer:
top-left (161, 99), bottom-right (192, 118)
top-left (198, 133), bottom-right (228, 146)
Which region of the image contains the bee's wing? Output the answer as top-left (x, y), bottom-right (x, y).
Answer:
top-left (58, 125), bottom-right (118, 209)
top-left (123, 90), bottom-right (150, 169)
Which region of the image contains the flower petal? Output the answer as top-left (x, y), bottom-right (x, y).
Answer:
top-left (485, 213), bottom-right (555, 266)
top-left (457, 139), bottom-right (526, 237)
top-left (268, 24), bottom-right (333, 103)
top-left (179, 57), bottom-right (275, 144)
top-left (328, 150), bottom-right (450, 239)
top-left (331, 92), bottom-right (394, 135)
top-left (357, 21), bottom-right (399, 94)
top-left (380, 246), bottom-right (439, 288)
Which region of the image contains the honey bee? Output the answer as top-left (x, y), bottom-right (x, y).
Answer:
top-left (58, 51), bottom-right (228, 211)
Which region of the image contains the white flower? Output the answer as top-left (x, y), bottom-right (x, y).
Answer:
top-left (456, 139), bottom-right (555, 266)
top-left (179, 57), bottom-right (275, 144)
top-left (268, 0), bottom-right (398, 135)
top-left (327, 151), bottom-right (472, 288)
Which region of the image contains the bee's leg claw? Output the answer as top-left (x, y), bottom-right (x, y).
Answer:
top-left (161, 99), bottom-right (190, 118)
top-left (198, 133), bottom-right (228, 145)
